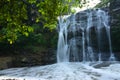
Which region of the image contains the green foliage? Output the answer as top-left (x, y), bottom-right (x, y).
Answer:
top-left (36, 0), bottom-right (81, 29)
top-left (0, 0), bottom-right (33, 43)
top-left (0, 0), bottom-right (86, 44)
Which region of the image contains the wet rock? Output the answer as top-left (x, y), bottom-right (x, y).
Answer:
top-left (91, 61), bottom-right (118, 68)
top-left (12, 48), bottom-right (56, 67)
top-left (0, 57), bottom-right (13, 69)
top-left (110, 0), bottom-right (120, 60)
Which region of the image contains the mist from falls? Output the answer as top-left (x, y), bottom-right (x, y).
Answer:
top-left (57, 9), bottom-right (116, 63)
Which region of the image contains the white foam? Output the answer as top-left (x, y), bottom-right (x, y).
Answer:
top-left (0, 63), bottom-right (120, 80)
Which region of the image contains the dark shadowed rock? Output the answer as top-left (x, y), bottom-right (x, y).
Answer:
top-left (110, 0), bottom-right (120, 60)
top-left (90, 61), bottom-right (119, 68)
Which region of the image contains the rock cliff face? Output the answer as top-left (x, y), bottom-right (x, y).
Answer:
top-left (110, 0), bottom-right (120, 60)
top-left (0, 48), bottom-right (56, 70)
top-left (67, 0), bottom-right (120, 61)
top-left (0, 57), bottom-right (13, 69)
top-left (67, 9), bottom-right (113, 61)
top-left (12, 48), bottom-right (56, 67)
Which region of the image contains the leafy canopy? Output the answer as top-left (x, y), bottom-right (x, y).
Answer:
top-left (0, 0), bottom-right (85, 44)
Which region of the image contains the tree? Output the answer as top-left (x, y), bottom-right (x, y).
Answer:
top-left (0, 0), bottom-right (33, 44)
top-left (0, 0), bottom-right (85, 44)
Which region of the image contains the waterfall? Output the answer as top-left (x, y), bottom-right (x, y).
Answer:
top-left (86, 11), bottom-right (95, 62)
top-left (57, 9), bottom-right (115, 62)
top-left (96, 9), bottom-right (115, 61)
top-left (57, 16), bottom-right (70, 62)
top-left (96, 9), bottom-right (103, 61)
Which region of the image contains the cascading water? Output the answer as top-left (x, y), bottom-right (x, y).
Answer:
top-left (96, 9), bottom-right (115, 61)
top-left (57, 16), bottom-right (70, 62)
top-left (86, 11), bottom-right (95, 62)
top-left (69, 14), bottom-right (79, 62)
top-left (57, 9), bottom-right (115, 62)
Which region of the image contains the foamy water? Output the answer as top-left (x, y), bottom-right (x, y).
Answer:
top-left (0, 62), bottom-right (120, 80)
